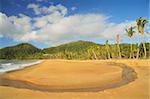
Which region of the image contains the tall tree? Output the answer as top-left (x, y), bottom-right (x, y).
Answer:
top-left (136, 17), bottom-right (148, 58)
top-left (92, 49), bottom-right (97, 60)
top-left (88, 46), bottom-right (98, 60)
top-left (125, 26), bottom-right (136, 59)
top-left (105, 40), bottom-right (111, 59)
top-left (116, 34), bottom-right (121, 59)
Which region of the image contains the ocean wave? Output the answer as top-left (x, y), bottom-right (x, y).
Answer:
top-left (0, 60), bottom-right (42, 73)
top-left (1, 63), bottom-right (13, 66)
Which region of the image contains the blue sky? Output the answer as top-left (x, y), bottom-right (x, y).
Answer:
top-left (0, 0), bottom-right (149, 48)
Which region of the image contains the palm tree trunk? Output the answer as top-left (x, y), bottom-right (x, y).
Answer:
top-left (105, 45), bottom-right (111, 60)
top-left (116, 35), bottom-right (121, 59)
top-left (117, 44), bottom-right (121, 59)
top-left (107, 49), bottom-right (111, 59)
top-left (133, 53), bottom-right (135, 59)
top-left (136, 35), bottom-right (141, 59)
top-left (136, 43), bottom-right (140, 59)
top-left (142, 34), bottom-right (147, 58)
top-left (129, 53), bottom-right (132, 59)
top-left (130, 38), bottom-right (133, 59)
top-left (92, 50), bottom-right (97, 60)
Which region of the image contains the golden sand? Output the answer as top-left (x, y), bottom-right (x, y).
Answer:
top-left (0, 59), bottom-right (149, 99)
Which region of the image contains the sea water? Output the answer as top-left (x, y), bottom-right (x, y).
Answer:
top-left (0, 60), bottom-right (42, 73)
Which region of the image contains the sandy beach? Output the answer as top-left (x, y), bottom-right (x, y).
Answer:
top-left (0, 59), bottom-right (149, 99)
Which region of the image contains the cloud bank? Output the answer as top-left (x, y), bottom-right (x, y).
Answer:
top-left (0, 4), bottom-right (137, 45)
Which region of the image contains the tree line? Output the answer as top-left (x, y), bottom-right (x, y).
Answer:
top-left (102, 17), bottom-right (149, 59)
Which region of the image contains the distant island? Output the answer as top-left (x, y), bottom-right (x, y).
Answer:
top-left (0, 40), bottom-right (149, 60)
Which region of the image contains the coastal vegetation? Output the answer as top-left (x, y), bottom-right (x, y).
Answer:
top-left (0, 41), bottom-right (149, 60)
top-left (125, 26), bottom-right (136, 59)
top-left (136, 17), bottom-right (148, 58)
top-left (0, 43), bottom-right (41, 59)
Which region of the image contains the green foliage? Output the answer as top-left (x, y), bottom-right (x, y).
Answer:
top-left (126, 26), bottom-right (136, 38)
top-left (43, 40), bottom-right (98, 54)
top-left (0, 41), bottom-right (149, 60)
top-left (0, 43), bottom-right (41, 59)
top-left (136, 17), bottom-right (148, 28)
top-left (136, 17), bottom-right (148, 34)
top-left (42, 40), bottom-right (100, 60)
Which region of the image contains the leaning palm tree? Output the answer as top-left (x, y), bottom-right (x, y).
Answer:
top-left (125, 26), bottom-right (136, 59)
top-left (116, 34), bottom-right (121, 59)
top-left (88, 45), bottom-right (98, 60)
top-left (136, 17), bottom-right (148, 58)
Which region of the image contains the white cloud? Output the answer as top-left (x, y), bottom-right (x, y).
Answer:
top-left (32, 14), bottom-right (137, 44)
top-left (71, 7), bottom-right (77, 11)
top-left (27, 4), bottom-right (41, 15)
top-left (33, 11), bottom-right (64, 28)
top-left (9, 14), bottom-right (32, 32)
top-left (35, 14), bottom-right (106, 43)
top-left (27, 3), bottom-right (67, 16)
top-left (0, 9), bottom-right (139, 45)
top-left (103, 21), bottom-right (137, 39)
top-left (0, 12), bottom-right (37, 41)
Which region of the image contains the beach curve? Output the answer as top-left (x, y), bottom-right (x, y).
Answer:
top-left (0, 60), bottom-right (137, 92)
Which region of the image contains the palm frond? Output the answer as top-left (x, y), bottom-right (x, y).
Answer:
top-left (126, 26), bottom-right (136, 37)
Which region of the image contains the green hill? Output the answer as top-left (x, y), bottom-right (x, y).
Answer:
top-left (0, 41), bottom-right (149, 60)
top-left (43, 40), bottom-right (99, 54)
top-left (0, 43), bottom-right (41, 59)
top-left (42, 40), bottom-right (101, 59)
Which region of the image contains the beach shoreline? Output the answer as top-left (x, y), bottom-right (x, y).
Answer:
top-left (0, 61), bottom-right (137, 92)
top-left (0, 59), bottom-right (149, 99)
top-left (0, 60), bottom-right (43, 74)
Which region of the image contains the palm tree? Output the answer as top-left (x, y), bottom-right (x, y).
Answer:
top-left (92, 49), bottom-right (97, 60)
top-left (136, 17), bottom-right (148, 58)
top-left (116, 34), bottom-right (121, 59)
top-left (105, 40), bottom-right (111, 59)
top-left (88, 45), bottom-right (98, 60)
top-left (125, 26), bottom-right (136, 59)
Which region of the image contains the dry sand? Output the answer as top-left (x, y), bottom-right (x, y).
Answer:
top-left (0, 59), bottom-right (149, 99)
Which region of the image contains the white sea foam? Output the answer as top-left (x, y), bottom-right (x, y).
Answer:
top-left (1, 63), bottom-right (12, 66)
top-left (0, 60), bottom-right (42, 73)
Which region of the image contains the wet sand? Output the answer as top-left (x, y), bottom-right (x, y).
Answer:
top-left (0, 59), bottom-right (149, 99)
